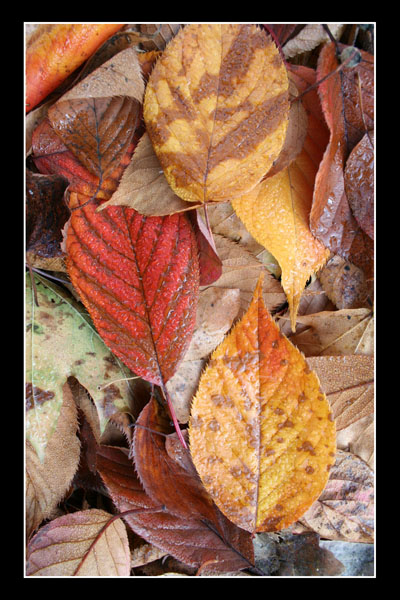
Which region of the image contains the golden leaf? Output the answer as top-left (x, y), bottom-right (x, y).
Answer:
top-left (189, 274), bottom-right (336, 534)
top-left (232, 146), bottom-right (330, 331)
top-left (143, 24), bottom-right (289, 204)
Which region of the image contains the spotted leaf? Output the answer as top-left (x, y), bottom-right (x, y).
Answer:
top-left (189, 273), bottom-right (336, 534)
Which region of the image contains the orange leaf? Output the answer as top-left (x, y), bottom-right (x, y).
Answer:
top-left (232, 145), bottom-right (330, 332)
top-left (144, 24), bottom-right (289, 204)
top-left (26, 24), bottom-right (124, 112)
top-left (189, 274), bottom-right (336, 534)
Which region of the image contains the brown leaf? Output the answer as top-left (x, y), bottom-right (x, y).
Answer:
top-left (97, 445), bottom-right (255, 574)
top-left (26, 508), bottom-right (130, 576)
top-left (286, 308), bottom-right (373, 356)
top-left (299, 450), bottom-right (374, 543)
top-left (98, 132), bottom-right (196, 215)
top-left (344, 131), bottom-right (374, 240)
top-left (26, 170), bottom-right (69, 260)
top-left (318, 254), bottom-right (373, 309)
top-left (26, 382), bottom-right (80, 539)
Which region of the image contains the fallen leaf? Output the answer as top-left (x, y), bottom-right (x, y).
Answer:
top-left (310, 42), bottom-right (374, 277)
top-left (26, 170), bottom-right (69, 269)
top-left (282, 24), bottom-right (346, 58)
top-left (299, 450), bottom-right (374, 543)
top-left (208, 234), bottom-right (286, 316)
top-left (98, 132), bottom-right (194, 215)
top-left (26, 273), bottom-right (135, 461)
top-left (344, 131), bottom-right (374, 240)
top-left (232, 144), bottom-right (330, 332)
top-left (144, 24), bottom-right (289, 204)
top-left (97, 445), bottom-right (255, 574)
top-left (139, 24), bottom-right (182, 51)
top-left (26, 382), bottom-right (80, 538)
top-left (189, 274), bottom-right (336, 534)
top-left (188, 211), bottom-right (223, 286)
top-left (26, 24), bottom-right (124, 112)
top-left (26, 508), bottom-right (130, 576)
top-left (318, 254), bottom-right (373, 309)
top-left (66, 199), bottom-right (199, 388)
top-left (286, 308), bottom-right (373, 356)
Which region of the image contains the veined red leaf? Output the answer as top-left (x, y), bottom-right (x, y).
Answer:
top-left (66, 194), bottom-right (200, 387)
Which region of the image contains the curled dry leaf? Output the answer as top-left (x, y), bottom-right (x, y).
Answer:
top-left (26, 273), bottom-right (135, 461)
top-left (25, 24), bottom-right (124, 112)
top-left (189, 274), bottom-right (336, 534)
top-left (282, 24), bottom-right (346, 58)
top-left (299, 450), bottom-right (374, 543)
top-left (318, 254), bottom-right (372, 309)
top-left (26, 508), bottom-right (130, 576)
top-left (26, 382), bottom-right (80, 538)
top-left (144, 23), bottom-right (289, 204)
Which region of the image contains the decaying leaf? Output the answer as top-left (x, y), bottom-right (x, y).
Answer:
top-left (26, 382), bottom-right (80, 538)
top-left (299, 450), bottom-right (374, 543)
top-left (26, 273), bottom-right (135, 461)
top-left (318, 254), bottom-right (372, 310)
top-left (344, 131), bottom-right (374, 240)
top-left (26, 508), bottom-right (130, 576)
top-left (144, 24), bottom-right (289, 204)
top-left (189, 274), bottom-right (336, 534)
top-left (282, 24), bottom-right (346, 59)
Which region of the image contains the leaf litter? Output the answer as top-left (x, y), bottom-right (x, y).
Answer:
top-left (25, 23), bottom-right (374, 577)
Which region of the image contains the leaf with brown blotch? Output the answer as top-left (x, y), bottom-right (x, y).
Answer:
top-left (26, 382), bottom-right (80, 539)
top-left (299, 450), bottom-right (374, 543)
top-left (310, 42), bottom-right (374, 278)
top-left (97, 445), bottom-right (256, 574)
top-left (189, 274), bottom-right (336, 534)
top-left (26, 508), bottom-right (130, 576)
top-left (344, 131), bottom-right (374, 240)
top-left (144, 24), bottom-right (289, 204)
top-left (26, 170), bottom-right (69, 262)
top-left (232, 144), bottom-right (330, 332)
top-left (25, 24), bottom-right (124, 112)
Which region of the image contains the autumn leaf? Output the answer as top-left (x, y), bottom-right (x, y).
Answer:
top-left (232, 145), bottom-right (330, 332)
top-left (26, 24), bottom-right (124, 112)
top-left (189, 274), bottom-right (336, 534)
top-left (26, 273), bottom-right (135, 461)
top-left (344, 131), bottom-right (374, 240)
top-left (26, 382), bottom-right (80, 538)
top-left (144, 23), bottom-right (289, 204)
top-left (26, 508), bottom-right (130, 576)
top-left (299, 450), bottom-right (374, 543)
top-left (310, 42), bottom-right (374, 278)
top-left (25, 170), bottom-right (69, 270)
top-left (97, 445), bottom-right (255, 574)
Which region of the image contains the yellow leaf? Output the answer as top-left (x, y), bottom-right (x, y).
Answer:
top-left (232, 147), bottom-right (330, 331)
top-left (189, 274), bottom-right (336, 534)
top-left (143, 24), bottom-right (289, 204)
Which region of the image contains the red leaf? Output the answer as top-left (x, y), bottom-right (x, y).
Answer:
top-left (66, 195), bottom-right (199, 387)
